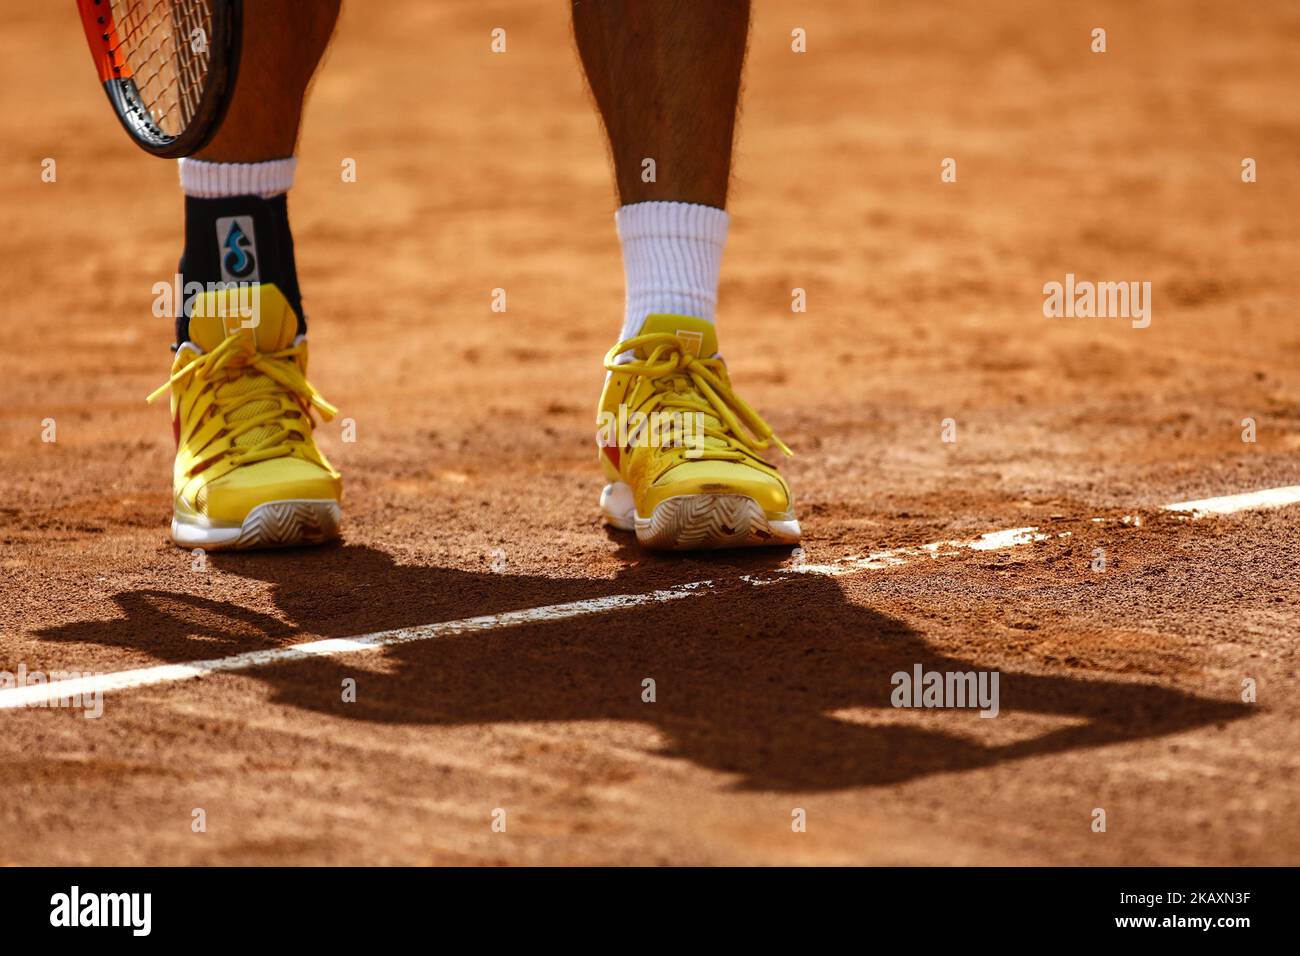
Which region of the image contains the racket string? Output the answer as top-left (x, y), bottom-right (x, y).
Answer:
top-left (106, 0), bottom-right (215, 136)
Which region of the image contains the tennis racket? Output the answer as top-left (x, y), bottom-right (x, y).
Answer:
top-left (76, 0), bottom-right (242, 158)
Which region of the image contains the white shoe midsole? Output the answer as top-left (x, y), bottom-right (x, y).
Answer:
top-left (599, 482), bottom-right (638, 530)
top-left (599, 482), bottom-right (800, 538)
top-left (171, 499), bottom-right (341, 548)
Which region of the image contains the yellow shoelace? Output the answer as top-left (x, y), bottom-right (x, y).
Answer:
top-left (605, 332), bottom-right (792, 460)
top-left (147, 333), bottom-right (338, 470)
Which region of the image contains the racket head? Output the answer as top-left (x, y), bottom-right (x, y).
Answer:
top-left (76, 0), bottom-right (242, 158)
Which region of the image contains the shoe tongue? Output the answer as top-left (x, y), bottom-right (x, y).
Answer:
top-left (185, 283), bottom-right (306, 453)
top-left (185, 282), bottom-right (298, 355)
top-left (635, 314), bottom-right (736, 452)
top-left (636, 314), bottom-right (718, 360)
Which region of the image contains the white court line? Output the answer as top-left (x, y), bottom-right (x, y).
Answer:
top-left (2, 485), bottom-right (1298, 710)
top-left (1163, 485), bottom-right (1300, 516)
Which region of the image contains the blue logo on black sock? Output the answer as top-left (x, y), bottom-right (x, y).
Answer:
top-left (222, 220), bottom-right (255, 278)
top-left (215, 215), bottom-right (259, 283)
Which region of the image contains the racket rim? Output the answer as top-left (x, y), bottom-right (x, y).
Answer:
top-left (77, 0), bottom-right (243, 159)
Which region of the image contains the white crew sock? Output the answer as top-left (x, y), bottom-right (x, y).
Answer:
top-left (615, 200), bottom-right (729, 347)
top-left (177, 157), bottom-right (297, 198)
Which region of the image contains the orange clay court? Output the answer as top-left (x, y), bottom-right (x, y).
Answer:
top-left (1, 0), bottom-right (1299, 865)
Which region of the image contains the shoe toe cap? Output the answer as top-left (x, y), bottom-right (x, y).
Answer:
top-left (201, 458), bottom-right (342, 525)
top-left (645, 459), bottom-right (793, 516)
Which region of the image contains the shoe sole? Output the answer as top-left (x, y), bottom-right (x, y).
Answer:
top-left (601, 482), bottom-right (800, 551)
top-left (172, 499), bottom-right (341, 551)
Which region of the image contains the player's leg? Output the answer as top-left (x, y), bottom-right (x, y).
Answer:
top-left (150, 0), bottom-right (345, 551)
top-left (572, 0), bottom-right (743, 210)
top-left (193, 0), bottom-right (340, 164)
top-left (573, 0), bottom-right (800, 550)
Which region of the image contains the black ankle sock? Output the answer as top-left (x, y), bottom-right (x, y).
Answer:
top-left (177, 193), bottom-right (305, 345)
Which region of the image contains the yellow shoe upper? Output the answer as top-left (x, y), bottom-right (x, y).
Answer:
top-left (596, 314), bottom-right (795, 519)
top-left (147, 283), bottom-right (341, 526)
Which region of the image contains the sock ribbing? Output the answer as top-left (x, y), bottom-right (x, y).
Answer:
top-left (178, 157), bottom-right (297, 199)
top-left (615, 201), bottom-right (729, 346)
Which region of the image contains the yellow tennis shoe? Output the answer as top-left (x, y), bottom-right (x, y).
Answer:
top-left (596, 314), bottom-right (800, 550)
top-left (147, 283), bottom-right (342, 550)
